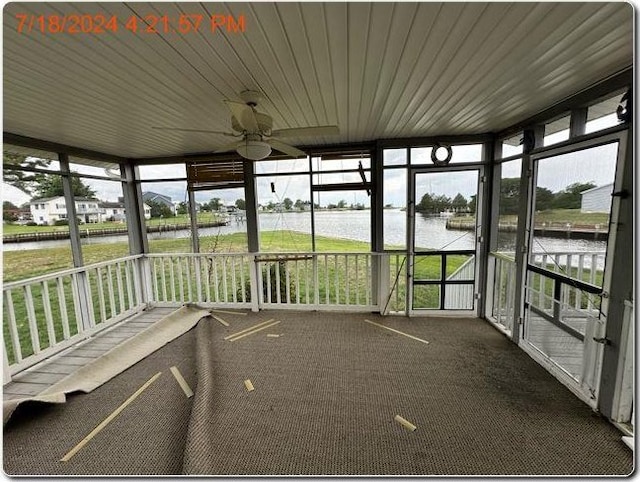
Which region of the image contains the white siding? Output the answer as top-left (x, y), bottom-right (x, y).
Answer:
top-left (581, 184), bottom-right (613, 213)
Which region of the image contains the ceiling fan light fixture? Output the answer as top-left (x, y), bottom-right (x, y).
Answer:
top-left (236, 137), bottom-right (271, 160)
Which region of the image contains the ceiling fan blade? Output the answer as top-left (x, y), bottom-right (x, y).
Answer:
top-left (271, 125), bottom-right (339, 138)
top-left (224, 100), bottom-right (259, 132)
top-left (214, 141), bottom-right (242, 153)
top-left (268, 139), bottom-right (307, 158)
top-left (152, 127), bottom-right (235, 136)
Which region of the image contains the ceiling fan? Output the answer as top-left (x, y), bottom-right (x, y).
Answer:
top-left (152, 90), bottom-right (339, 160)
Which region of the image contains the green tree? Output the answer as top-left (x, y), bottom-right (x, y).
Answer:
top-left (33, 174), bottom-right (96, 199)
top-left (3, 201), bottom-right (19, 222)
top-left (3, 152), bottom-right (51, 194)
top-left (417, 192), bottom-right (434, 213)
top-left (552, 182), bottom-right (597, 209)
top-left (451, 193), bottom-right (467, 211)
top-left (235, 199), bottom-right (246, 210)
top-left (468, 195), bottom-right (477, 213)
top-left (499, 178), bottom-right (521, 215)
top-left (176, 201), bottom-right (189, 215)
top-left (283, 197), bottom-right (293, 210)
top-left (202, 197), bottom-right (222, 212)
top-left (337, 200), bottom-right (347, 209)
top-left (534, 187), bottom-right (555, 211)
top-left (433, 194), bottom-right (452, 213)
top-left (146, 199), bottom-right (173, 218)
top-left (294, 199), bottom-right (305, 211)
top-left (418, 192), bottom-right (451, 213)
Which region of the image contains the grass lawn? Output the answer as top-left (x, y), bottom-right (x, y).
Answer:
top-left (532, 209), bottom-right (610, 225)
top-left (4, 231), bottom-right (386, 282)
top-left (453, 209), bottom-right (610, 226)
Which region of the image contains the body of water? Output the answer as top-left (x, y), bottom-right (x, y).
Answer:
top-left (3, 210), bottom-right (606, 254)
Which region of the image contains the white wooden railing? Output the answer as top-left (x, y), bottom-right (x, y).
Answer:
top-left (3, 255), bottom-right (146, 377)
top-left (529, 251), bottom-right (605, 313)
top-left (255, 253), bottom-right (378, 311)
top-left (487, 251), bottom-right (606, 334)
top-left (147, 253), bottom-right (254, 309)
top-left (4, 252), bottom-right (411, 379)
top-left (444, 256), bottom-right (475, 310)
top-left (486, 252), bottom-right (517, 334)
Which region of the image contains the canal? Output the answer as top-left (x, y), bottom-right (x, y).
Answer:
top-left (2, 210), bottom-right (607, 254)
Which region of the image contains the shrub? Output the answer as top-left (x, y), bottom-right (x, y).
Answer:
top-left (239, 260), bottom-right (296, 304)
top-left (54, 219), bottom-right (69, 226)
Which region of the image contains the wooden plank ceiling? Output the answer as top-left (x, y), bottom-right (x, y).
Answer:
top-left (2, 2), bottom-right (634, 159)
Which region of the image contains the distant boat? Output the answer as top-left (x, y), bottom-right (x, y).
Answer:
top-left (439, 211), bottom-right (454, 218)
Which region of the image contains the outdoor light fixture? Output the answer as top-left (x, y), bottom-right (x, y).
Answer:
top-left (236, 135), bottom-right (272, 160)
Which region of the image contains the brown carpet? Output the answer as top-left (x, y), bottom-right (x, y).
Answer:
top-left (3, 328), bottom-right (197, 475)
top-left (182, 312), bottom-right (632, 476)
top-left (3, 311), bottom-right (633, 476)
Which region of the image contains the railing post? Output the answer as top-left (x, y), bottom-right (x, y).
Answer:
top-left (3, 349), bottom-right (11, 385)
top-left (378, 254), bottom-right (391, 315)
top-left (194, 257), bottom-right (203, 303)
top-left (313, 256), bottom-right (320, 306)
top-left (248, 254), bottom-right (260, 312)
top-left (485, 255), bottom-right (496, 321)
top-left (137, 256), bottom-right (154, 305)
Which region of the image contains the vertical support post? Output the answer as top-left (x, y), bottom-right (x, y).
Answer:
top-left (188, 189), bottom-right (202, 301)
top-left (405, 157), bottom-right (415, 316)
top-left (439, 254), bottom-right (447, 309)
top-left (122, 163), bottom-right (152, 304)
top-left (598, 129), bottom-right (633, 419)
top-left (60, 154), bottom-right (83, 266)
top-left (60, 154), bottom-right (94, 330)
top-left (121, 163), bottom-right (148, 255)
top-left (243, 160), bottom-right (259, 253)
top-left (569, 107), bottom-right (588, 138)
top-left (309, 156), bottom-right (316, 252)
top-left (552, 279), bottom-right (562, 322)
top-left (485, 140), bottom-right (502, 317)
top-left (188, 189), bottom-right (200, 254)
top-left (476, 139), bottom-right (494, 317)
top-left (372, 143), bottom-right (384, 307)
top-left (372, 143), bottom-right (383, 252)
top-left (510, 125), bottom-right (543, 343)
top-left (243, 160), bottom-right (261, 310)
top-left (248, 254), bottom-right (259, 312)
top-left (485, 138), bottom-right (502, 320)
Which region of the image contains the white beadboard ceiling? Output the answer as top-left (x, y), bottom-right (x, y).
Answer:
top-left (2, 2), bottom-right (634, 159)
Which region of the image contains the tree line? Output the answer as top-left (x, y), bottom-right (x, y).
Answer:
top-left (416, 179), bottom-right (597, 215)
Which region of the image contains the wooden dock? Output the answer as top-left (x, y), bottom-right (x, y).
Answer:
top-left (3, 221), bottom-right (229, 243)
top-left (446, 219), bottom-right (608, 240)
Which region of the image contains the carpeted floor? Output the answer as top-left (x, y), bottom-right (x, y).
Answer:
top-left (3, 311), bottom-right (633, 476)
top-left (3, 327), bottom-right (197, 475)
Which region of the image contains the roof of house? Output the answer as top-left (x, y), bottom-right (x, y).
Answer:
top-left (580, 183), bottom-right (614, 195)
top-left (142, 192), bottom-right (172, 204)
top-left (100, 201), bottom-right (126, 209)
top-left (29, 196), bottom-right (99, 204)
